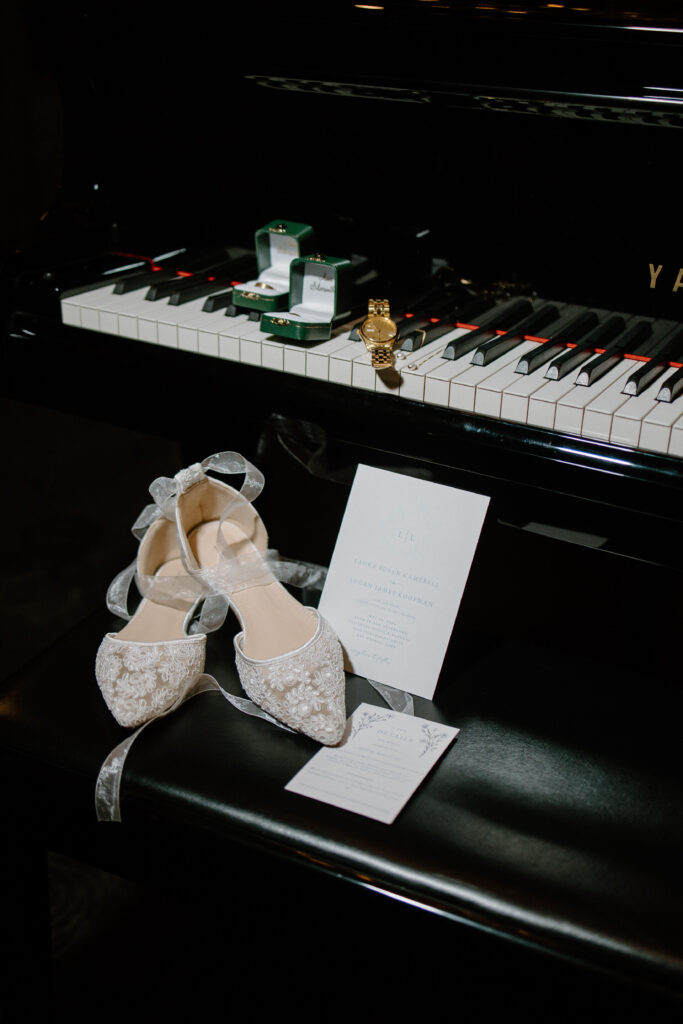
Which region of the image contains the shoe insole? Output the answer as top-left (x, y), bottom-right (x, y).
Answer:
top-left (117, 559), bottom-right (191, 644)
top-left (191, 520), bottom-right (316, 661)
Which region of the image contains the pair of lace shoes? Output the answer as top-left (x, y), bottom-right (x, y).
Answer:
top-left (95, 452), bottom-right (347, 746)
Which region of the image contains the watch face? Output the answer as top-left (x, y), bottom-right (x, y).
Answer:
top-left (363, 316), bottom-right (396, 344)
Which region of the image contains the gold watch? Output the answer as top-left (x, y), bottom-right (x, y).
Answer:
top-left (359, 299), bottom-right (398, 368)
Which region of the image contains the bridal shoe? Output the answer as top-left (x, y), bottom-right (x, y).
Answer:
top-left (95, 510), bottom-right (207, 728)
top-left (156, 451), bottom-right (347, 745)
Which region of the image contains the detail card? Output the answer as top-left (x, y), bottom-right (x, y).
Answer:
top-left (286, 704), bottom-right (459, 824)
top-left (318, 465), bottom-right (490, 698)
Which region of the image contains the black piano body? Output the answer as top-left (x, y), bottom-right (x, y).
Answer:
top-left (2, 1), bottom-right (683, 1017)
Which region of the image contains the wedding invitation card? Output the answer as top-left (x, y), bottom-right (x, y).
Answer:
top-left (318, 465), bottom-right (490, 698)
top-left (286, 703), bottom-right (459, 823)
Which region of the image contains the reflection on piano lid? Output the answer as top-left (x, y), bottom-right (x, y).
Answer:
top-left (245, 0), bottom-right (683, 140)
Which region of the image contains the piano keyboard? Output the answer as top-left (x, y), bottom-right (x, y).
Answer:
top-left (60, 280), bottom-right (683, 461)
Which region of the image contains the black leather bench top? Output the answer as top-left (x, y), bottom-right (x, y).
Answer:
top-left (2, 573), bottom-right (682, 999)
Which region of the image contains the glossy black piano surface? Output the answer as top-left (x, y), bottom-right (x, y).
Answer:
top-left (2, 1), bottom-right (683, 1018)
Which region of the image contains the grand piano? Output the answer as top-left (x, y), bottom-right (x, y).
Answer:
top-left (2, 1), bottom-right (683, 1017)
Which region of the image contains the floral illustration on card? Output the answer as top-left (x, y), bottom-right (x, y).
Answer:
top-left (418, 723), bottom-right (450, 757)
top-left (350, 709), bottom-right (393, 739)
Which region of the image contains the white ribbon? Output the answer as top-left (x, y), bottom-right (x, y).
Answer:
top-left (367, 679), bottom-right (414, 716)
top-left (95, 673), bottom-right (220, 823)
top-left (148, 451), bottom-right (265, 522)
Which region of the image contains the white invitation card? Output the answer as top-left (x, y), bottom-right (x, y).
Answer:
top-left (286, 703), bottom-right (459, 823)
top-left (318, 465), bottom-right (490, 698)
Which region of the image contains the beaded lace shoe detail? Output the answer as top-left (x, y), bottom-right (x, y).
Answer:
top-left (96, 633), bottom-right (206, 728)
top-left (234, 611), bottom-right (346, 745)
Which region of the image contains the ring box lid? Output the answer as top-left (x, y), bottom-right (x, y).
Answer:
top-left (255, 219), bottom-right (315, 284)
top-left (287, 254), bottom-right (353, 322)
top-left (233, 220), bottom-right (315, 309)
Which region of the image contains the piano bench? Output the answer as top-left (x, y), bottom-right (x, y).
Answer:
top-left (1, 607), bottom-right (682, 1019)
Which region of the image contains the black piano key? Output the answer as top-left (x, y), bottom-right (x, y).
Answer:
top-left (146, 274), bottom-right (203, 301)
top-left (434, 299), bottom-right (523, 354)
top-left (170, 280), bottom-right (234, 306)
top-left (657, 363), bottom-right (683, 403)
top-left (451, 294), bottom-right (496, 325)
top-left (623, 325), bottom-right (683, 396)
top-left (149, 254), bottom-right (257, 301)
top-left (575, 320), bottom-right (652, 386)
top-left (165, 254), bottom-right (256, 305)
top-left (202, 289), bottom-right (237, 313)
top-left (399, 318), bottom-right (433, 351)
top-left (515, 309), bottom-right (598, 374)
top-left (398, 296), bottom-right (470, 352)
top-left (399, 294), bottom-right (496, 352)
top-left (57, 255), bottom-right (153, 298)
top-left (471, 304), bottom-right (559, 366)
top-left (114, 267), bottom-right (179, 294)
top-left (442, 298), bottom-right (533, 360)
top-left (545, 315), bottom-right (625, 380)
top-left (114, 247), bottom-right (248, 295)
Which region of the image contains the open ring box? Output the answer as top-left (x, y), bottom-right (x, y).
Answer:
top-left (232, 220), bottom-right (315, 315)
top-left (261, 254), bottom-right (353, 342)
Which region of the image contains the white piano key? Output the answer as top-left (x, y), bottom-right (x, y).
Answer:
top-left (609, 367), bottom-right (679, 448)
top-left (113, 291), bottom-right (171, 340)
top-left (351, 351), bottom-right (377, 391)
top-left (177, 309), bottom-right (235, 354)
top-left (499, 363), bottom-right (552, 423)
top-left (283, 343), bottom-right (308, 376)
top-left (81, 305), bottom-right (103, 332)
top-left (423, 355), bottom-right (476, 406)
top-left (639, 393), bottom-right (683, 453)
top-left (668, 415), bottom-right (683, 457)
top-left (527, 376), bottom-right (578, 430)
top-left (305, 330), bottom-right (356, 381)
top-left (240, 333), bottom-right (263, 366)
top-left (450, 347), bottom-right (531, 413)
top-left (261, 334), bottom-right (286, 371)
top-left (329, 339), bottom-right (368, 386)
top-left (107, 292), bottom-right (164, 341)
top-left (397, 355), bottom-right (439, 401)
top-left (423, 360), bottom-right (462, 406)
top-left (61, 299), bottom-right (85, 326)
top-left (217, 331), bottom-right (240, 361)
top-left (60, 284), bottom-right (106, 326)
top-left (580, 360), bottom-right (640, 440)
top-left (214, 316), bottom-right (261, 363)
top-left (153, 297), bottom-right (213, 348)
top-left (61, 285), bottom-right (116, 328)
top-left (71, 285), bottom-right (122, 332)
top-left (234, 319), bottom-right (267, 363)
top-left (91, 286), bottom-right (152, 335)
top-left (354, 334), bottom-right (452, 397)
top-left (74, 281), bottom-right (155, 338)
top-left (474, 340), bottom-right (538, 418)
top-left (422, 330), bottom-right (476, 407)
top-left (554, 360), bottom-right (634, 436)
top-left (261, 333), bottom-right (309, 375)
top-left (391, 331), bottom-right (468, 402)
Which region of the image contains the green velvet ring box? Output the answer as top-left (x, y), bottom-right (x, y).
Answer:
top-left (261, 254), bottom-right (353, 342)
top-left (232, 220), bottom-right (315, 313)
